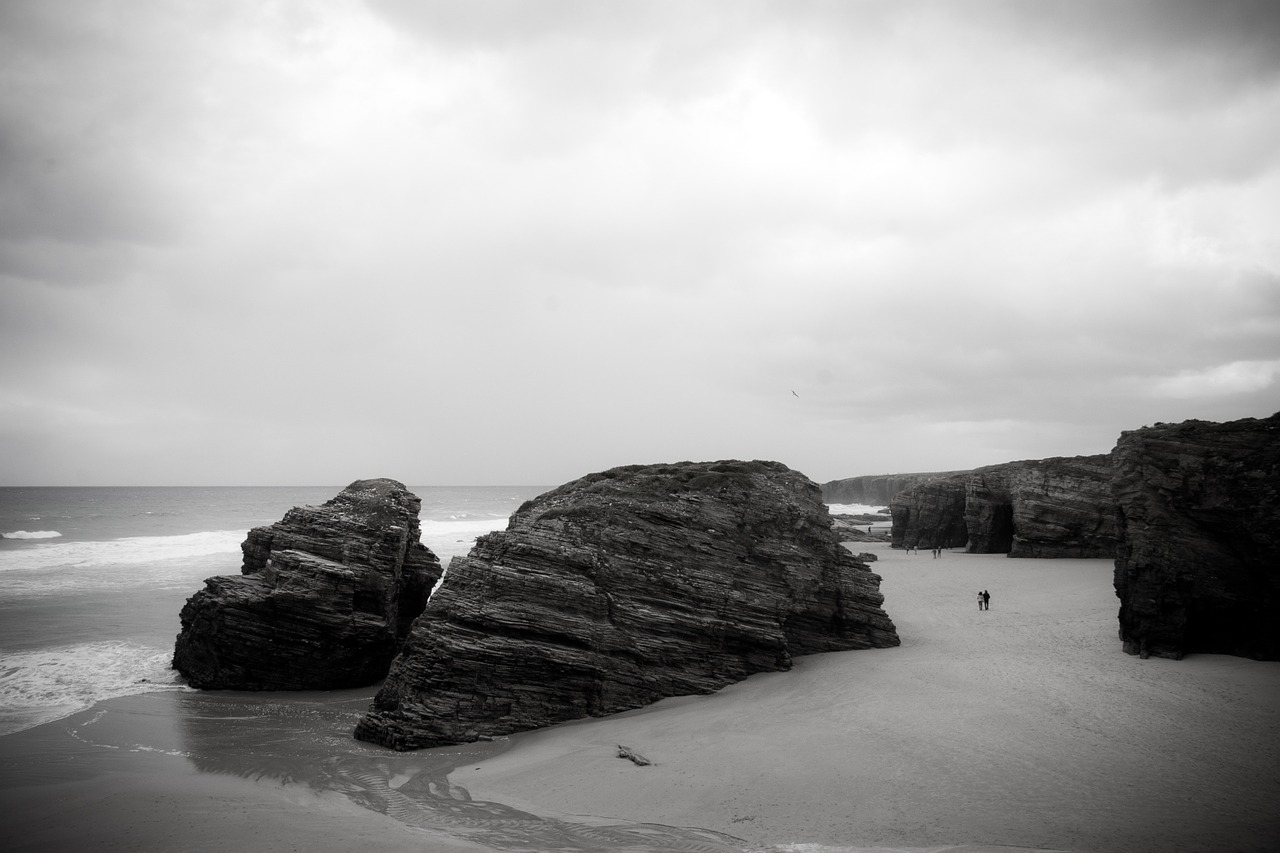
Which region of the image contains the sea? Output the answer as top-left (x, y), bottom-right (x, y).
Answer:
top-left (0, 486), bottom-right (884, 739)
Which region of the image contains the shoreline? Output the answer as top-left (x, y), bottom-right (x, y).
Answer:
top-left (461, 543), bottom-right (1280, 853)
top-left (2, 543), bottom-right (1278, 852)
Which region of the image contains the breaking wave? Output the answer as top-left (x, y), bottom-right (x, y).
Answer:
top-left (0, 641), bottom-right (187, 737)
top-left (0, 530), bottom-right (244, 573)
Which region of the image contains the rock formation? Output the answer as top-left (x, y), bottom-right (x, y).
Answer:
top-left (173, 479), bottom-right (442, 689)
top-left (970, 456), bottom-right (1117, 557)
top-left (890, 476), bottom-right (969, 550)
top-left (354, 460), bottom-right (899, 750)
top-left (821, 471), bottom-right (963, 506)
top-left (890, 456), bottom-right (1117, 557)
top-left (1113, 414), bottom-right (1280, 661)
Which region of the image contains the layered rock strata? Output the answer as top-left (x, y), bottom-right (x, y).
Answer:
top-left (173, 479), bottom-right (441, 689)
top-left (970, 456), bottom-right (1117, 557)
top-left (1113, 414), bottom-right (1280, 660)
top-left (890, 477), bottom-right (969, 550)
top-left (890, 455), bottom-right (1117, 557)
top-left (355, 460), bottom-right (899, 750)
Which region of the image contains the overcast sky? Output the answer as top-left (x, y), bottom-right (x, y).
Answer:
top-left (2, 1), bottom-right (1278, 487)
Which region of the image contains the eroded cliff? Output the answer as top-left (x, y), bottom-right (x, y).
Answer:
top-left (355, 460), bottom-right (899, 750)
top-left (173, 478), bottom-right (441, 689)
top-left (890, 456), bottom-right (1116, 557)
top-left (1113, 414), bottom-right (1280, 660)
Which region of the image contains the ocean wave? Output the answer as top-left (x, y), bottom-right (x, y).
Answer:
top-left (420, 516), bottom-right (510, 563)
top-left (0, 529), bottom-right (245, 573)
top-left (0, 641), bottom-right (186, 737)
top-left (825, 502), bottom-right (891, 517)
top-left (1, 530), bottom-right (63, 539)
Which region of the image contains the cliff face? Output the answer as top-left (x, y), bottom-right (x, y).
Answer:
top-left (173, 479), bottom-right (441, 689)
top-left (890, 477), bottom-right (968, 549)
top-left (822, 472), bottom-right (963, 506)
top-left (972, 456), bottom-right (1117, 558)
top-left (890, 456), bottom-right (1116, 558)
top-left (1113, 414), bottom-right (1280, 660)
top-left (354, 460), bottom-right (899, 750)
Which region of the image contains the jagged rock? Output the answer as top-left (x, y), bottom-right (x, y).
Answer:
top-left (354, 460), bottom-right (899, 750)
top-left (173, 479), bottom-right (442, 689)
top-left (821, 472), bottom-right (963, 506)
top-left (1113, 414), bottom-right (1280, 660)
top-left (890, 456), bottom-right (1116, 557)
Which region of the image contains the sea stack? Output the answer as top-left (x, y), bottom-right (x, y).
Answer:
top-left (1113, 414), bottom-right (1280, 660)
top-left (354, 460), bottom-right (899, 750)
top-left (173, 478), bottom-right (442, 689)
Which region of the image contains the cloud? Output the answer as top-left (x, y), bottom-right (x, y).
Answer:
top-left (1151, 359), bottom-right (1280, 399)
top-left (0, 0), bottom-right (1277, 484)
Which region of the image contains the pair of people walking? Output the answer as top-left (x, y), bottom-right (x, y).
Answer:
top-left (977, 589), bottom-right (990, 611)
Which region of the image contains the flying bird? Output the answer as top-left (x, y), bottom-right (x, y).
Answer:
top-left (791, 390), bottom-right (799, 398)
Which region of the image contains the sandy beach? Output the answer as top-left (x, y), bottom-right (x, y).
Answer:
top-left (464, 543), bottom-right (1280, 852)
top-left (3, 542), bottom-right (1278, 852)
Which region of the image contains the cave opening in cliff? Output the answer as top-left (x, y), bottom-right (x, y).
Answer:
top-left (990, 503), bottom-right (1015, 553)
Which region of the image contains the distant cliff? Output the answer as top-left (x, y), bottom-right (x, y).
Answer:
top-left (355, 460), bottom-right (899, 750)
top-left (1113, 414), bottom-right (1280, 660)
top-left (173, 479), bottom-right (441, 689)
top-left (820, 472), bottom-right (963, 506)
top-left (890, 455), bottom-right (1117, 558)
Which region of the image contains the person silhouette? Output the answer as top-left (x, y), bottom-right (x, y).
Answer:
top-left (977, 591), bottom-right (984, 611)
top-left (982, 589), bottom-right (990, 611)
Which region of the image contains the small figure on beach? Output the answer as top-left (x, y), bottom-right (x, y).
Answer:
top-left (982, 589), bottom-right (991, 611)
top-left (978, 591), bottom-right (984, 611)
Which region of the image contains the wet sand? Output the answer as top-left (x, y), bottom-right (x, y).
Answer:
top-left (2, 542), bottom-right (1278, 852)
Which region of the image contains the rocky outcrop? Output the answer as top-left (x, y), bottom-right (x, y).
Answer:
top-left (890, 455), bottom-right (1117, 557)
top-left (890, 476), bottom-right (969, 550)
top-left (354, 460), bottom-right (899, 750)
top-left (173, 479), bottom-right (442, 689)
top-left (1113, 414), bottom-right (1280, 661)
top-left (971, 456), bottom-right (1117, 557)
top-left (821, 472), bottom-right (963, 506)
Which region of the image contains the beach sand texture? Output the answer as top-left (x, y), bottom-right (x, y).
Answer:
top-left (2, 542), bottom-right (1277, 852)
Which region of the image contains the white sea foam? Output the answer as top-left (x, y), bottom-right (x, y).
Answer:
top-left (2, 530), bottom-right (63, 539)
top-left (420, 516), bottom-right (510, 564)
top-left (0, 529), bottom-right (244, 573)
top-left (825, 502), bottom-right (891, 517)
top-left (0, 641), bottom-right (186, 736)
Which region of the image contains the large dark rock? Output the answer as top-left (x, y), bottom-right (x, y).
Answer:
top-left (354, 460), bottom-right (899, 750)
top-left (821, 471), bottom-right (963, 506)
top-left (1113, 414), bottom-right (1280, 660)
top-left (889, 455), bottom-right (1117, 557)
top-left (173, 478), bottom-right (442, 689)
top-left (890, 476), bottom-right (969, 550)
top-left (971, 456), bottom-right (1117, 557)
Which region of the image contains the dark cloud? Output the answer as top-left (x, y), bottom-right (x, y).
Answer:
top-left (991, 0), bottom-right (1280, 84)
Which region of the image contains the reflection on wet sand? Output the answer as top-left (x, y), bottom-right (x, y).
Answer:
top-left (168, 688), bottom-right (748, 853)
